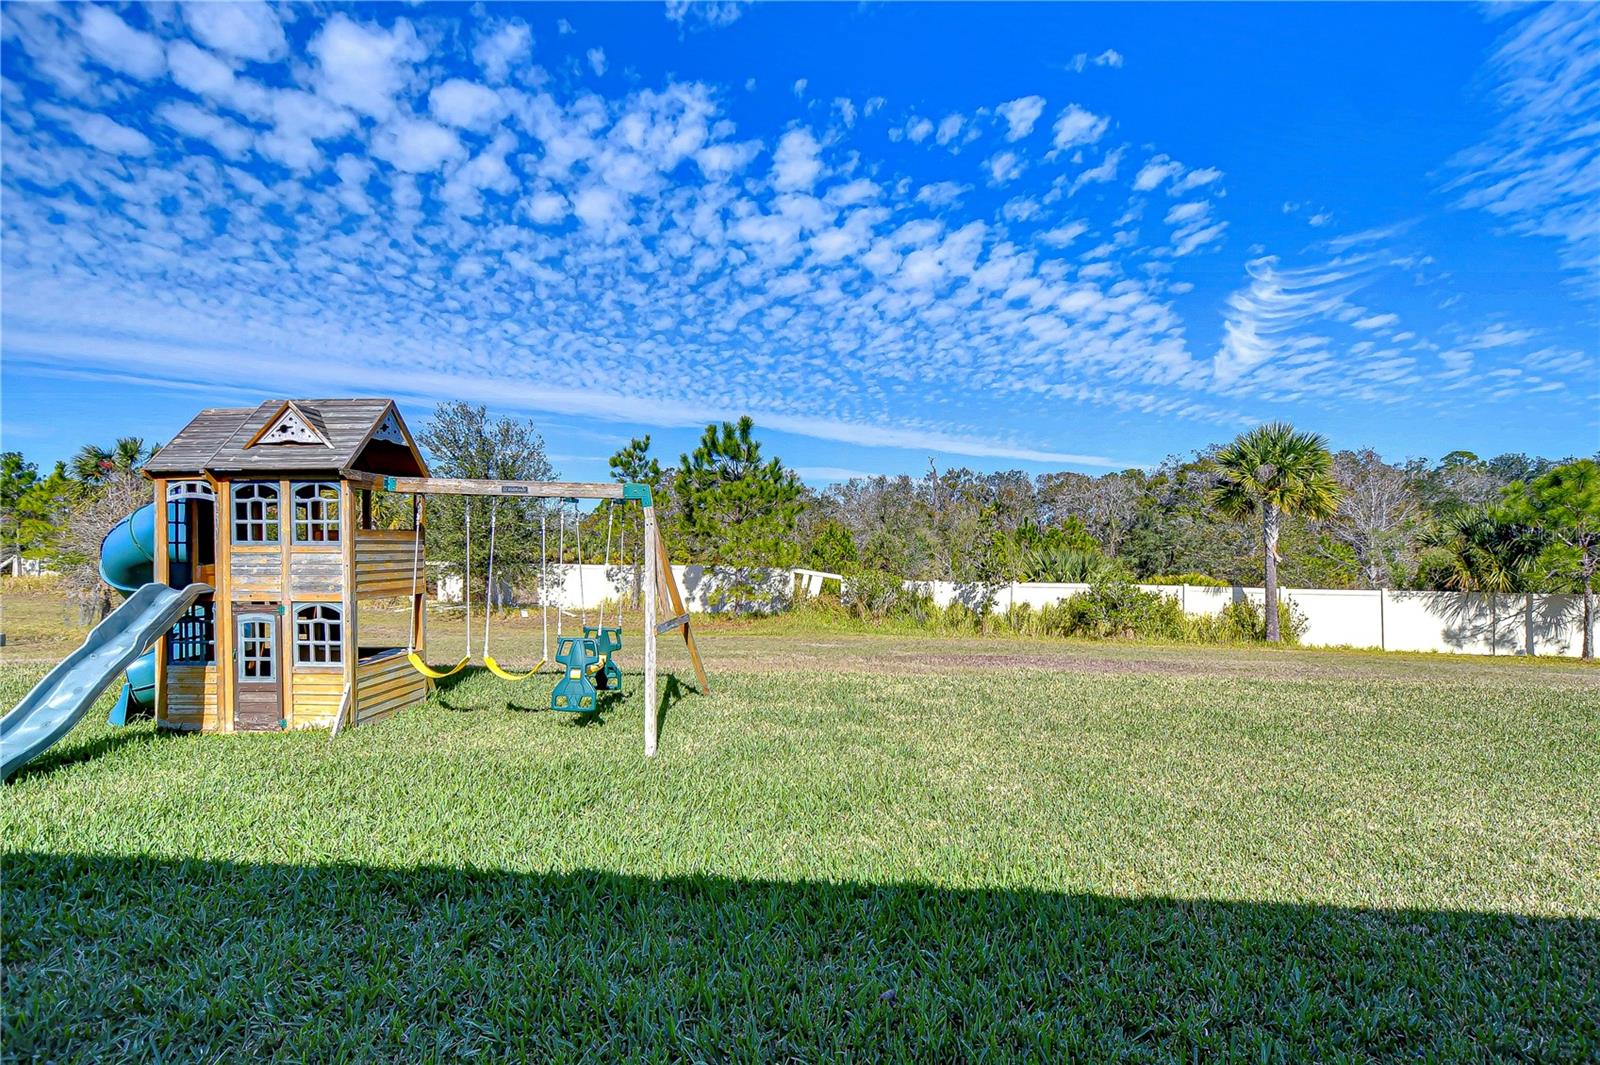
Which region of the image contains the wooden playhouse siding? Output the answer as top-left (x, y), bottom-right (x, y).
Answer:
top-left (356, 652), bottom-right (426, 725)
top-left (166, 666), bottom-right (220, 731)
top-left (230, 548), bottom-right (280, 599)
top-left (291, 670), bottom-right (344, 729)
top-left (355, 530), bottom-right (420, 599)
top-left (289, 550), bottom-right (343, 597)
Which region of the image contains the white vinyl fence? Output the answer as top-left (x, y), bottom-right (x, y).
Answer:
top-left (438, 563), bottom-right (796, 614)
top-left (919, 580), bottom-right (1591, 658)
top-left (438, 564), bottom-right (1591, 658)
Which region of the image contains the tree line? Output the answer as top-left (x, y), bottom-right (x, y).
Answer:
top-left (2, 406), bottom-right (1594, 655)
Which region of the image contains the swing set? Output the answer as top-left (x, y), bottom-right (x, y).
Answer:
top-left (367, 473), bottom-right (706, 757)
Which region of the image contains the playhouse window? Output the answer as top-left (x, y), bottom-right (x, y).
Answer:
top-left (292, 482), bottom-right (341, 544)
top-left (293, 604), bottom-right (343, 666)
top-left (168, 600), bottom-right (215, 664)
top-left (232, 482), bottom-right (280, 544)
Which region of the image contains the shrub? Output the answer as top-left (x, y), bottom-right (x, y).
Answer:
top-left (1184, 598), bottom-right (1307, 645)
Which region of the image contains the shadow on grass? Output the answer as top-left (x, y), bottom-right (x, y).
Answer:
top-left (3, 852), bottom-right (1594, 1060)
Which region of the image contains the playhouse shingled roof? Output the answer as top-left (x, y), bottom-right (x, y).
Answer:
top-left (145, 398), bottom-right (425, 477)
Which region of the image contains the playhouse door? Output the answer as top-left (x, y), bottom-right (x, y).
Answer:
top-left (234, 609), bottom-right (282, 731)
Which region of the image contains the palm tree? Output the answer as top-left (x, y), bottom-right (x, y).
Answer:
top-left (1418, 509), bottom-right (1546, 594)
top-left (70, 437), bottom-right (155, 483)
top-left (1208, 422), bottom-right (1342, 642)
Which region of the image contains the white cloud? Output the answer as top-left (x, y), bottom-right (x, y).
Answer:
top-left (1068, 49), bottom-right (1125, 73)
top-left (833, 97), bottom-right (856, 127)
top-left (772, 127), bottom-right (823, 191)
top-left (905, 116), bottom-right (933, 143)
top-left (985, 150), bottom-right (1023, 185)
top-left (915, 181), bottom-right (968, 207)
top-left (1069, 145), bottom-right (1122, 194)
top-left (792, 77), bottom-right (807, 98)
top-left (372, 118), bottom-right (466, 173)
top-left (184, 2), bottom-right (288, 63)
top-left (935, 114), bottom-right (963, 146)
top-left (1132, 154), bottom-right (1182, 192)
top-left (1308, 211), bottom-right (1333, 227)
top-left (473, 21), bottom-right (532, 84)
top-left (1051, 104), bottom-right (1108, 151)
top-left (258, 89), bottom-right (356, 171)
top-left (1171, 167), bottom-right (1222, 193)
top-left (308, 14), bottom-right (424, 120)
top-left (429, 79), bottom-right (506, 130)
top-left (334, 154), bottom-right (374, 213)
top-left (1445, 3), bottom-right (1600, 287)
top-left (996, 95), bottom-right (1046, 141)
top-left (1353, 313), bottom-right (1399, 331)
top-left (587, 48), bottom-right (608, 76)
top-left (1039, 221), bottom-right (1089, 247)
top-left (525, 190), bottom-right (570, 224)
top-left (664, 1), bottom-right (746, 29)
top-left (39, 104), bottom-right (153, 155)
top-left (157, 101), bottom-right (253, 158)
top-left (696, 139), bottom-right (762, 180)
top-left (77, 6), bottom-right (166, 79)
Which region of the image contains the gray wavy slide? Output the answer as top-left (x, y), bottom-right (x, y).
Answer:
top-left (3, 583), bottom-right (211, 780)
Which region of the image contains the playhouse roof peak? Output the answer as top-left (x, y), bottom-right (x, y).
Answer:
top-left (145, 397), bottom-right (427, 479)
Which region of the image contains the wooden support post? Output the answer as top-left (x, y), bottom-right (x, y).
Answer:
top-left (643, 503), bottom-right (658, 758)
top-left (151, 479), bottom-right (169, 725)
top-left (654, 523), bottom-right (710, 695)
top-left (341, 481), bottom-right (359, 727)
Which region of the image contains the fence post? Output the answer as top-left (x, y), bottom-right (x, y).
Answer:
top-left (1378, 589), bottom-right (1386, 651)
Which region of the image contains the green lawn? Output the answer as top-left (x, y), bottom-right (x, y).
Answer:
top-left (3, 646), bottom-right (1597, 1060)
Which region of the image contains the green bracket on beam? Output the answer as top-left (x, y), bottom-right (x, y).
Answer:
top-left (622, 482), bottom-right (653, 507)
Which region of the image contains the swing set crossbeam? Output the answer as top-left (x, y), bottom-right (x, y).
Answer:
top-left (347, 472), bottom-right (649, 503)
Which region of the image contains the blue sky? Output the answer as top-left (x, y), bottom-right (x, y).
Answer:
top-left (2, 2), bottom-right (1595, 484)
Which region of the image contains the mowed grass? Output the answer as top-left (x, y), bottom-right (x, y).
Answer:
top-left (3, 648), bottom-right (1598, 1060)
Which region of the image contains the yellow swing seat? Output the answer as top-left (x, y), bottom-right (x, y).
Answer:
top-left (407, 652), bottom-right (470, 680)
top-left (484, 655), bottom-right (546, 682)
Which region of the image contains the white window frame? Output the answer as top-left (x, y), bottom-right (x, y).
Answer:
top-left (292, 482), bottom-right (342, 545)
top-left (292, 603), bottom-right (343, 667)
top-left (232, 482), bottom-right (280, 545)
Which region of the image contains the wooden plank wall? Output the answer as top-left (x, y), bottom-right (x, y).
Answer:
top-left (355, 652), bottom-right (426, 725)
top-left (355, 530), bottom-right (419, 599)
top-left (230, 548), bottom-right (280, 598)
top-left (290, 670), bottom-right (344, 728)
top-left (289, 551), bottom-right (343, 596)
top-left (165, 665), bottom-right (220, 731)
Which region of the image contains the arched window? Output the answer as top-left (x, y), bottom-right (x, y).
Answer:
top-left (293, 482), bottom-right (341, 544)
top-left (232, 482), bottom-right (279, 544)
top-left (293, 604), bottom-right (343, 665)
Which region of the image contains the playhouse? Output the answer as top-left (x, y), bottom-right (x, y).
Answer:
top-left (134, 398), bottom-right (434, 733)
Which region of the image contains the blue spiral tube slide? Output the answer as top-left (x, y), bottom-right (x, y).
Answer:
top-left (98, 502), bottom-right (160, 725)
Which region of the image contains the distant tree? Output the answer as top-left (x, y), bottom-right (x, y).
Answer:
top-left (1208, 423), bottom-right (1343, 642)
top-left (1, 452), bottom-right (40, 561)
top-left (1324, 448), bottom-right (1422, 588)
top-left (1036, 470), bottom-right (1142, 557)
top-left (59, 470), bottom-right (149, 623)
top-left (1504, 460), bottom-right (1600, 658)
top-left (70, 437), bottom-right (155, 484)
top-left (8, 461), bottom-right (79, 564)
top-left (418, 403), bottom-right (554, 609)
top-left (608, 434), bottom-right (664, 490)
top-left (801, 517), bottom-right (859, 575)
top-left (1417, 509), bottom-right (1547, 595)
top-left (673, 416), bottom-right (802, 567)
